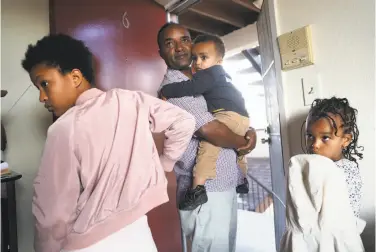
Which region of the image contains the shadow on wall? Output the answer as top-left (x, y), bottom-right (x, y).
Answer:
top-left (93, 55), bottom-right (102, 89)
top-left (287, 112), bottom-right (308, 156)
top-left (361, 220), bottom-right (375, 252)
top-left (1, 107), bottom-right (51, 158)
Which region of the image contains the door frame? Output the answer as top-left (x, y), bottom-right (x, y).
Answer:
top-left (256, 0), bottom-right (290, 250)
top-left (262, 0), bottom-right (291, 171)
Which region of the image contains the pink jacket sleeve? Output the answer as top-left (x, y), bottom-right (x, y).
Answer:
top-left (138, 92), bottom-right (195, 172)
top-left (32, 122), bottom-right (81, 252)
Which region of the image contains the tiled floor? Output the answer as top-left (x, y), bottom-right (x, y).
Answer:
top-left (247, 157), bottom-right (272, 190)
top-left (238, 157), bottom-right (272, 211)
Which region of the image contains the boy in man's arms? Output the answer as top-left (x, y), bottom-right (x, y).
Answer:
top-left (159, 35), bottom-right (251, 210)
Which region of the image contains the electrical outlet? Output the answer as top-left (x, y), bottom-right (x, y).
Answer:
top-left (301, 75), bottom-right (321, 106)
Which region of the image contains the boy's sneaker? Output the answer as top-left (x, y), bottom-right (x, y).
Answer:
top-left (179, 185), bottom-right (208, 211)
top-left (236, 178), bottom-right (249, 194)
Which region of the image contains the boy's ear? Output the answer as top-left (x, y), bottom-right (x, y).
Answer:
top-left (342, 133), bottom-right (352, 148)
top-left (71, 69), bottom-right (84, 88)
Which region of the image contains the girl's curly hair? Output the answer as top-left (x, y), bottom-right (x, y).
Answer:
top-left (302, 97), bottom-right (363, 164)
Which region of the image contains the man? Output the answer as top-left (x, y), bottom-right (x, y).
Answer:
top-left (157, 23), bottom-right (257, 252)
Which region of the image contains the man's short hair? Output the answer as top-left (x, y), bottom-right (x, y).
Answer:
top-left (157, 22), bottom-right (191, 49)
top-left (157, 22), bottom-right (178, 49)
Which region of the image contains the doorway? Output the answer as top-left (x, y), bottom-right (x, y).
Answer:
top-left (223, 49), bottom-right (276, 252)
top-left (174, 0), bottom-right (289, 251)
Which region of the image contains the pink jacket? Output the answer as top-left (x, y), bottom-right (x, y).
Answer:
top-left (32, 88), bottom-right (195, 252)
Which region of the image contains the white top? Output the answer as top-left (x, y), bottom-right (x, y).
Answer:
top-left (335, 159), bottom-right (362, 217)
top-left (280, 154), bottom-right (365, 252)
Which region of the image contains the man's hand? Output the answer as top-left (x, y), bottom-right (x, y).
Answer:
top-left (198, 121), bottom-right (258, 151)
top-left (237, 128), bottom-right (257, 156)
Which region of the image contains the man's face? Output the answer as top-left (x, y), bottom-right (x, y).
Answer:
top-left (30, 64), bottom-right (81, 117)
top-left (159, 25), bottom-right (192, 70)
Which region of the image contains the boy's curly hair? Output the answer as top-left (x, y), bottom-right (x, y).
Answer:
top-left (21, 34), bottom-right (95, 86)
top-left (194, 34), bottom-right (226, 59)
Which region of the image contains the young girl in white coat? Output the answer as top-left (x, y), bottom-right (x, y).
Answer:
top-left (281, 97), bottom-right (365, 252)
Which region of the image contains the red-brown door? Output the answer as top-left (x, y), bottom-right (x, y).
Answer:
top-left (50, 1), bottom-right (182, 251)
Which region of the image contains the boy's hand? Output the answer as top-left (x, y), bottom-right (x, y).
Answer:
top-left (237, 128), bottom-right (257, 156)
top-left (191, 65), bottom-right (197, 75)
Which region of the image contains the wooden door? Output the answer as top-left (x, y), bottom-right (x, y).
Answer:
top-left (50, 0), bottom-right (167, 94)
top-left (50, 1), bottom-right (182, 251)
top-left (256, 0), bottom-right (287, 250)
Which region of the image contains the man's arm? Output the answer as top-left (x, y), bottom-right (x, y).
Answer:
top-left (197, 121), bottom-right (257, 152)
top-left (160, 65), bottom-right (226, 99)
top-left (33, 123), bottom-right (80, 252)
top-left (167, 95), bottom-right (256, 152)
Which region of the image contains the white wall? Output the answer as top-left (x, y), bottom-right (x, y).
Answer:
top-left (1, 0), bottom-right (50, 251)
top-left (222, 27), bottom-right (270, 159)
top-left (274, 0), bottom-right (375, 250)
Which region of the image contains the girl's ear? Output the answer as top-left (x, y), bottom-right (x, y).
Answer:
top-left (342, 133), bottom-right (352, 149)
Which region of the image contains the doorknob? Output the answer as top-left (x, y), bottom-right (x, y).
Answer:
top-left (265, 126), bottom-right (271, 134)
top-left (261, 138), bottom-right (271, 144)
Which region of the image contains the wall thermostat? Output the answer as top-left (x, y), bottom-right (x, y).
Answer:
top-left (277, 25), bottom-right (314, 71)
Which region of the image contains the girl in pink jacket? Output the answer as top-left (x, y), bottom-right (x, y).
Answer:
top-left (21, 34), bottom-right (195, 252)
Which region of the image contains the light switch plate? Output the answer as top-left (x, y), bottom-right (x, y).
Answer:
top-left (301, 75), bottom-right (321, 106)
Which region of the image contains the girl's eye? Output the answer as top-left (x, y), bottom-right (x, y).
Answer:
top-left (201, 56), bottom-right (207, 60)
top-left (41, 81), bottom-right (48, 88)
top-left (322, 136), bottom-right (330, 142)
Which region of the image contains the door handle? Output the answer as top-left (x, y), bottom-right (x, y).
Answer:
top-left (265, 126), bottom-right (271, 134)
top-left (261, 138), bottom-right (271, 144)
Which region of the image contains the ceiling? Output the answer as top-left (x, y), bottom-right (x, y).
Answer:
top-left (175, 0), bottom-right (262, 38)
top-left (158, 0), bottom-right (263, 85)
